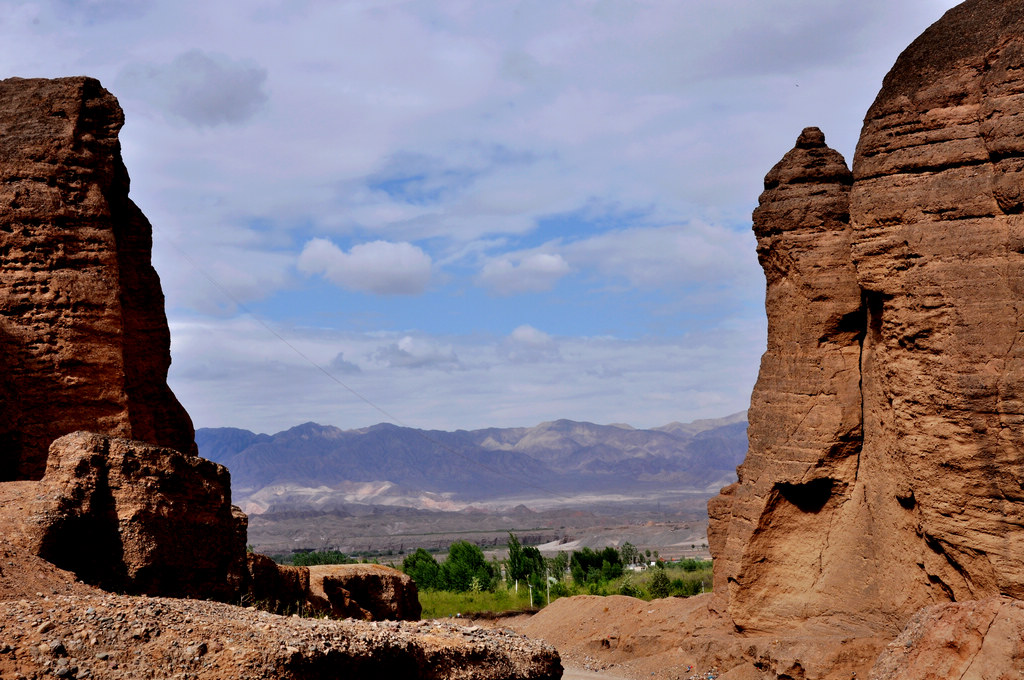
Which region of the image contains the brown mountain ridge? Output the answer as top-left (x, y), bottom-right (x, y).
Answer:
top-left (196, 415), bottom-right (748, 508)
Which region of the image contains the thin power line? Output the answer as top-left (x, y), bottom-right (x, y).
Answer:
top-left (156, 230), bottom-right (571, 502)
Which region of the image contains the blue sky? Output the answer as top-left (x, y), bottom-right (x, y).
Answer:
top-left (2, 0), bottom-right (962, 432)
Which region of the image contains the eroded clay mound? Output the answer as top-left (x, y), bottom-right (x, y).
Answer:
top-left (0, 76), bottom-right (195, 481)
top-left (870, 597), bottom-right (1024, 680)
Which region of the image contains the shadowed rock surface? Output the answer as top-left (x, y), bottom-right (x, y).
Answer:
top-left (0, 432), bottom-right (247, 600)
top-left (0, 76), bottom-right (195, 482)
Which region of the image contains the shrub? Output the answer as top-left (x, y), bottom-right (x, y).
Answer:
top-left (648, 568), bottom-right (671, 599)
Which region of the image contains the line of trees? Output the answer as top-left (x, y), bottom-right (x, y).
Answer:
top-left (400, 533), bottom-right (704, 597)
top-left (402, 542), bottom-right (496, 592)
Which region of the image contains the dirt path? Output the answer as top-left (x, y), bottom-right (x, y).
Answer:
top-left (561, 667), bottom-right (630, 675)
top-left (562, 668), bottom-right (631, 680)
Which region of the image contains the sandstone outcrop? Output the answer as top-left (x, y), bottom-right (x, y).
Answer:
top-left (1, 432), bottom-right (246, 600)
top-left (870, 597), bottom-right (1024, 680)
top-left (709, 0), bottom-right (1024, 640)
top-left (307, 564), bottom-right (422, 621)
top-left (0, 76), bottom-right (195, 481)
top-left (706, 125), bottom-right (864, 633)
top-left (245, 554), bottom-right (421, 621)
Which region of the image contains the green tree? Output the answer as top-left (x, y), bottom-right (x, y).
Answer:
top-left (648, 568), bottom-right (671, 599)
top-left (620, 542), bottom-right (639, 566)
top-left (292, 550), bottom-right (353, 566)
top-left (548, 552), bottom-right (569, 581)
top-left (402, 548), bottom-right (442, 590)
top-left (507, 533), bottom-right (528, 582)
top-left (442, 541), bottom-right (494, 592)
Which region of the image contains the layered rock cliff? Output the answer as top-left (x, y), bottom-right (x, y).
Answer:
top-left (709, 0), bottom-right (1024, 637)
top-left (0, 76), bottom-right (195, 481)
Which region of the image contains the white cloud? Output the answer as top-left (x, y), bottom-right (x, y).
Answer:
top-left (372, 335), bottom-right (461, 371)
top-left (502, 325), bottom-right (560, 363)
top-left (477, 252), bottom-right (571, 295)
top-left (564, 221), bottom-right (757, 288)
top-left (167, 318), bottom-right (764, 433)
top-left (297, 238), bottom-right (433, 295)
top-left (117, 49), bottom-right (268, 127)
top-left (329, 352), bottom-right (362, 375)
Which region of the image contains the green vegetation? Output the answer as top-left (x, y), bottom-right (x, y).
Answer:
top-left (419, 584), bottom-right (535, 618)
top-left (291, 550), bottom-right (355, 566)
top-left (401, 540), bottom-right (498, 592)
top-left (403, 533), bottom-right (713, 618)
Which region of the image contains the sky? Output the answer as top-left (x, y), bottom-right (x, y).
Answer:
top-left (1, 0), bottom-right (963, 434)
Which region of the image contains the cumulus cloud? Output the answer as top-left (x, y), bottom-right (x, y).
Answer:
top-left (563, 221), bottom-right (756, 288)
top-left (329, 352), bottom-right (362, 375)
top-left (117, 49), bottom-right (267, 127)
top-left (501, 325), bottom-right (560, 363)
top-left (373, 336), bottom-right (461, 370)
top-left (298, 238), bottom-right (433, 295)
top-left (477, 252), bottom-right (570, 295)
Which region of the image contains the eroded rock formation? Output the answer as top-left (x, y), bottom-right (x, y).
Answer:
top-left (870, 597), bottom-right (1024, 679)
top-left (709, 0), bottom-right (1024, 639)
top-left (2, 432), bottom-right (247, 599)
top-left (245, 554), bottom-right (422, 621)
top-left (0, 76), bottom-right (195, 481)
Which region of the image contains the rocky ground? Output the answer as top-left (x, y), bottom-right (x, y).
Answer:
top-left (0, 534), bottom-right (561, 680)
top-left (0, 588), bottom-right (560, 680)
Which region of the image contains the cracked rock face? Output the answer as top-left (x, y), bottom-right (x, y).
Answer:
top-left (0, 76), bottom-right (195, 481)
top-left (709, 0), bottom-right (1024, 636)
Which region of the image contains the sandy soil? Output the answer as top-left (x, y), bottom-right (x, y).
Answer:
top-left (562, 669), bottom-right (631, 680)
top-left (462, 595), bottom-right (725, 680)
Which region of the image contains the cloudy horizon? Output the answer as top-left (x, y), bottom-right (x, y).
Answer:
top-left (2, 0), bottom-right (962, 434)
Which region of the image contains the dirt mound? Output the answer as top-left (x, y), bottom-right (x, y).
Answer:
top-left (498, 595), bottom-right (884, 680)
top-left (0, 537), bottom-right (92, 602)
top-left (871, 597), bottom-right (1024, 679)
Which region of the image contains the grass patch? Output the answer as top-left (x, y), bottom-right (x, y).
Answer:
top-left (417, 561), bottom-right (713, 618)
top-left (419, 584), bottom-right (539, 618)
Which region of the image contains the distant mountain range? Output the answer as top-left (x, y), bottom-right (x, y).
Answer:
top-left (197, 412), bottom-right (748, 514)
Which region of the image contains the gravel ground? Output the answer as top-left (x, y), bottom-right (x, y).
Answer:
top-left (0, 592), bottom-right (561, 680)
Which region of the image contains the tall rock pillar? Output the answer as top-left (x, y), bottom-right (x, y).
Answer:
top-left (0, 76), bottom-right (196, 480)
top-left (707, 128), bottom-right (869, 631)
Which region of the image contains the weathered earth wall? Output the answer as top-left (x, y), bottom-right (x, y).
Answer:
top-left (0, 76), bottom-right (195, 481)
top-left (709, 0), bottom-right (1024, 636)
